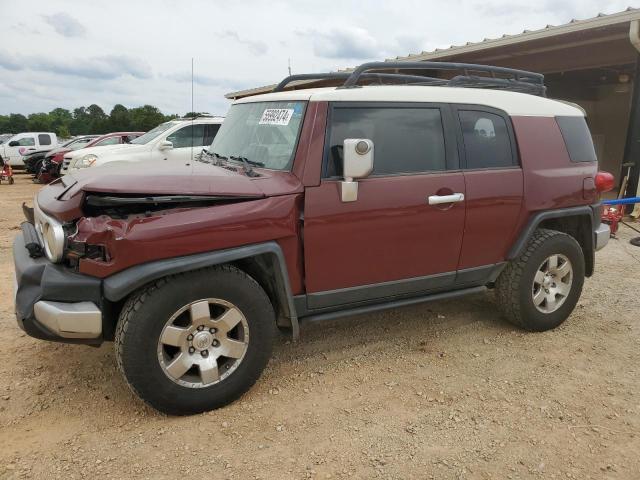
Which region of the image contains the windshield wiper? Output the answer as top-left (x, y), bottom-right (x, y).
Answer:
top-left (229, 155), bottom-right (263, 177)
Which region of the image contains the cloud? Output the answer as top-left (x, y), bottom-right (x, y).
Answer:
top-left (303, 27), bottom-right (381, 60)
top-left (0, 51), bottom-right (152, 80)
top-left (42, 12), bottom-right (86, 38)
top-left (163, 72), bottom-right (256, 91)
top-left (220, 31), bottom-right (268, 56)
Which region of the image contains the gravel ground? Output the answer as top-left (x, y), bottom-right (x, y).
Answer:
top-left (1, 172), bottom-right (639, 479)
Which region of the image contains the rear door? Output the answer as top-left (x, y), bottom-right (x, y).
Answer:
top-left (453, 106), bottom-right (524, 272)
top-left (302, 102), bottom-right (466, 310)
top-left (36, 133), bottom-right (53, 151)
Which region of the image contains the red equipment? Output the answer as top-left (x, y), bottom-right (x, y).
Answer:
top-left (0, 157), bottom-right (14, 184)
top-left (601, 204), bottom-right (623, 235)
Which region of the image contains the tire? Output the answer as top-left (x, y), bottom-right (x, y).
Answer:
top-left (496, 228), bottom-right (585, 332)
top-left (115, 265), bottom-right (276, 415)
top-left (8, 177), bottom-right (14, 185)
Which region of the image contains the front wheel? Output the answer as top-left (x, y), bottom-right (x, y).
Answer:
top-left (115, 265), bottom-right (276, 415)
top-left (496, 228), bottom-right (585, 331)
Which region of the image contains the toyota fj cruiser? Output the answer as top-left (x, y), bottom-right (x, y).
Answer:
top-left (13, 62), bottom-right (613, 415)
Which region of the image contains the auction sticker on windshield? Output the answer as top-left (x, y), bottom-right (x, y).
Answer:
top-left (259, 108), bottom-right (294, 126)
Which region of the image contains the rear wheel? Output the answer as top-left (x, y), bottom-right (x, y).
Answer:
top-left (496, 229), bottom-right (585, 331)
top-left (115, 265), bottom-right (276, 415)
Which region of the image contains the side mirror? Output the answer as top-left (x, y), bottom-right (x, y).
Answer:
top-left (8, 140), bottom-right (19, 147)
top-left (159, 140), bottom-right (173, 150)
top-left (341, 138), bottom-right (374, 202)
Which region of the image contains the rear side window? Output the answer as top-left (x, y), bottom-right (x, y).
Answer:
top-left (459, 110), bottom-right (514, 169)
top-left (326, 107), bottom-right (446, 176)
top-left (204, 124), bottom-right (221, 146)
top-left (38, 134), bottom-right (51, 145)
top-left (556, 116), bottom-right (597, 163)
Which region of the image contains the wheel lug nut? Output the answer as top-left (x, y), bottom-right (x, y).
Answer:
top-left (197, 325), bottom-right (204, 331)
top-left (188, 347), bottom-right (195, 354)
top-left (209, 328), bottom-right (217, 334)
top-left (212, 339), bottom-right (220, 347)
top-left (187, 334), bottom-right (193, 341)
top-left (201, 350), bottom-right (208, 357)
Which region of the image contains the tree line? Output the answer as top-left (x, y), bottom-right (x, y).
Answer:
top-left (0, 104), bottom-right (200, 138)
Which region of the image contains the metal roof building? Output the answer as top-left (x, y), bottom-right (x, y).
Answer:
top-left (226, 8), bottom-right (640, 198)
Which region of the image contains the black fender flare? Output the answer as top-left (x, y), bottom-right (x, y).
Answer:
top-left (103, 241), bottom-right (299, 338)
top-left (507, 205), bottom-right (599, 275)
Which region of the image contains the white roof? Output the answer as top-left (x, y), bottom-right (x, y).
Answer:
top-left (234, 85), bottom-right (584, 117)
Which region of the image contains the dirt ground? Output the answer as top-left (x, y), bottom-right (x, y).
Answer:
top-left (1, 172), bottom-right (639, 480)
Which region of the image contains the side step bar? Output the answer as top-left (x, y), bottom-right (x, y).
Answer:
top-left (301, 286), bottom-right (486, 324)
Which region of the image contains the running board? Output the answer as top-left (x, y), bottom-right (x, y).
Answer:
top-left (300, 286), bottom-right (487, 324)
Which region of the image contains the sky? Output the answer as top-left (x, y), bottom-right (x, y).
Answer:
top-left (0, 0), bottom-right (636, 117)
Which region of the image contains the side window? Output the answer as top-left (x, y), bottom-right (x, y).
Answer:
top-left (17, 137), bottom-right (35, 146)
top-left (556, 116), bottom-right (597, 163)
top-left (167, 125), bottom-right (206, 148)
top-left (38, 134), bottom-right (52, 146)
top-left (123, 135), bottom-right (139, 144)
top-left (459, 110), bottom-right (514, 169)
top-left (204, 124), bottom-right (221, 146)
top-left (95, 137), bottom-right (120, 146)
top-left (326, 107), bottom-right (446, 177)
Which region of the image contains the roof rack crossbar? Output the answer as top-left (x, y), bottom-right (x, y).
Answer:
top-left (341, 61), bottom-right (545, 95)
top-left (448, 75), bottom-right (547, 96)
top-left (273, 72), bottom-right (446, 92)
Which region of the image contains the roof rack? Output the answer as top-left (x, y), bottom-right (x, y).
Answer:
top-left (176, 114), bottom-right (224, 121)
top-left (273, 72), bottom-right (447, 92)
top-left (273, 61), bottom-right (546, 97)
top-left (342, 61), bottom-right (546, 96)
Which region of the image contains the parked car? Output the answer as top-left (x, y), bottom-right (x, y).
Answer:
top-left (23, 136), bottom-right (100, 175)
top-left (60, 117), bottom-right (223, 174)
top-left (13, 62), bottom-right (614, 415)
top-left (0, 132), bottom-right (57, 166)
top-left (38, 132), bottom-right (144, 183)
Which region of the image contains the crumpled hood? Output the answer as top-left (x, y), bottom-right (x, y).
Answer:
top-left (64, 160), bottom-right (266, 197)
top-left (38, 160), bottom-right (303, 222)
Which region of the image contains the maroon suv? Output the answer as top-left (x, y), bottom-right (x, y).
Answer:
top-left (13, 62), bottom-right (613, 415)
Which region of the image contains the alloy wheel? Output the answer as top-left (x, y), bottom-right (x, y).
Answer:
top-left (157, 298), bottom-right (249, 388)
top-left (531, 254), bottom-right (573, 314)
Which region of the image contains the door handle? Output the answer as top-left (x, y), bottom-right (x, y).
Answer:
top-left (428, 193), bottom-right (465, 205)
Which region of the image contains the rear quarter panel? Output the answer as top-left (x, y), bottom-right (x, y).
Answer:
top-left (509, 116), bottom-right (597, 239)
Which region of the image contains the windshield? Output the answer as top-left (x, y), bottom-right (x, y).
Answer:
top-left (130, 122), bottom-right (178, 145)
top-left (209, 101), bottom-right (306, 171)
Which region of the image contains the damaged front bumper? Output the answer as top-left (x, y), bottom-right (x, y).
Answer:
top-left (13, 223), bottom-right (104, 344)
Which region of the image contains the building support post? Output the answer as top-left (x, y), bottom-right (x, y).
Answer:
top-left (623, 21), bottom-right (640, 207)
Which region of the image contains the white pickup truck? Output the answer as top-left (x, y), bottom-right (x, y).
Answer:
top-left (0, 132), bottom-right (58, 166)
top-left (61, 117), bottom-right (223, 173)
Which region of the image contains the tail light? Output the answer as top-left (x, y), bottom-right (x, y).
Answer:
top-left (595, 171), bottom-right (615, 193)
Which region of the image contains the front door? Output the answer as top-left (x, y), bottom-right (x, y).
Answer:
top-left (7, 134), bottom-right (37, 165)
top-left (303, 103), bottom-right (466, 310)
top-left (160, 124), bottom-right (208, 163)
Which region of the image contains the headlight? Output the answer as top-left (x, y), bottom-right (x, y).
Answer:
top-left (33, 196), bottom-right (66, 263)
top-left (75, 154), bottom-right (98, 168)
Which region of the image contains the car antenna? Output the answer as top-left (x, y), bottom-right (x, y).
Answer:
top-left (190, 57), bottom-right (194, 167)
